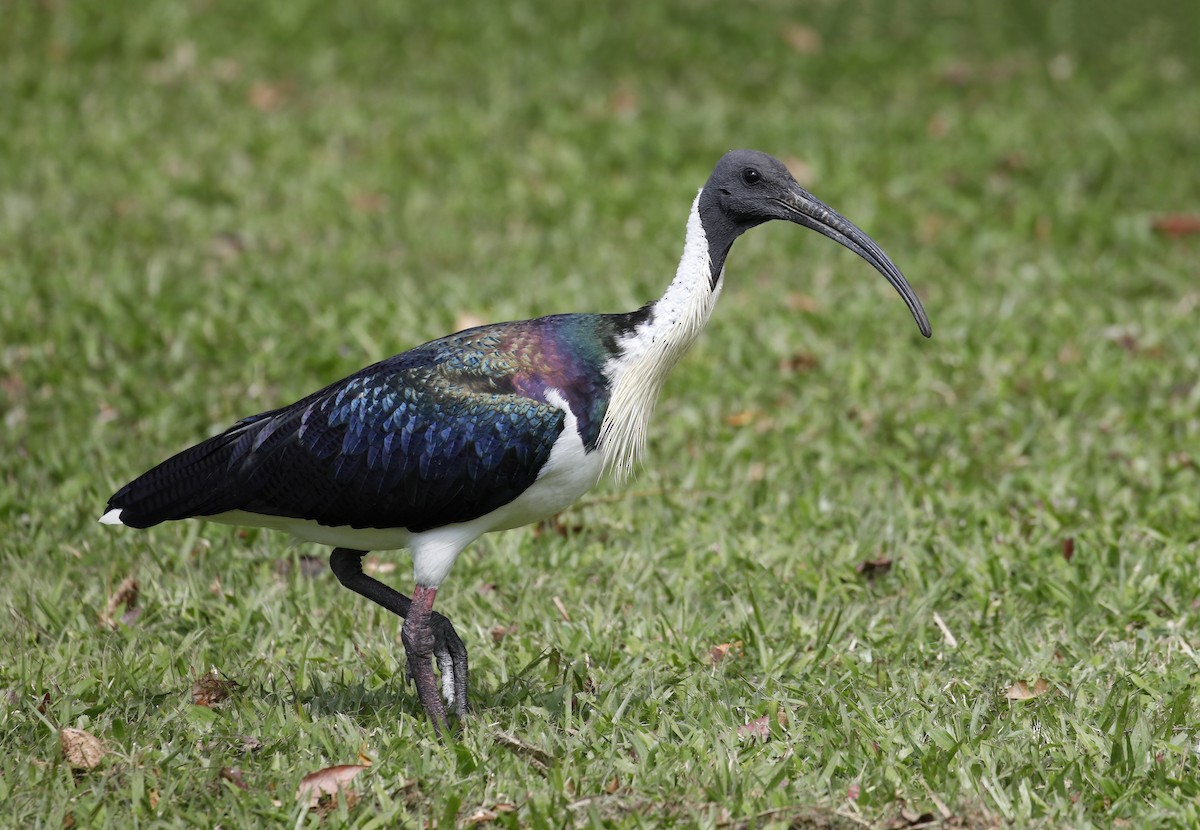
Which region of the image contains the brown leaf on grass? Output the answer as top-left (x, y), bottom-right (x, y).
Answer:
top-left (784, 292), bottom-right (821, 313)
top-left (454, 311), bottom-right (490, 332)
top-left (297, 764), bottom-right (369, 810)
top-left (363, 557), bottom-right (397, 575)
top-left (609, 85), bottom-right (639, 118)
top-left (60, 728), bottom-right (106, 770)
top-left (219, 766), bottom-right (248, 790)
top-left (493, 732), bottom-right (552, 773)
top-left (1062, 537), bottom-right (1075, 562)
top-left (491, 624), bottom-right (516, 645)
top-left (247, 80), bottom-right (290, 112)
top-left (709, 640), bottom-right (743, 665)
top-left (782, 156), bottom-right (816, 188)
top-left (1005, 678), bottom-right (1051, 700)
top-left (348, 191), bottom-right (388, 214)
top-left (533, 513), bottom-right (587, 538)
top-left (100, 576), bottom-right (140, 629)
top-left (778, 352), bottom-right (819, 375)
top-left (724, 410), bottom-right (759, 428)
top-left (192, 670), bottom-right (238, 707)
top-left (737, 715), bottom-right (771, 740)
top-left (466, 807), bottom-right (498, 825)
top-left (856, 557), bottom-right (893, 579)
top-left (1152, 214), bottom-right (1200, 237)
top-left (780, 24), bottom-right (822, 54)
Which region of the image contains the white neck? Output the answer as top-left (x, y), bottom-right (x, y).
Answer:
top-left (599, 191), bottom-right (723, 479)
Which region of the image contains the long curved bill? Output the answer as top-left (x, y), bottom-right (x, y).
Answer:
top-left (776, 189), bottom-right (932, 337)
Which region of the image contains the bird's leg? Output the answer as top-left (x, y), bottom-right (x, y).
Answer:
top-left (328, 548), bottom-right (469, 727)
top-left (401, 584), bottom-right (449, 733)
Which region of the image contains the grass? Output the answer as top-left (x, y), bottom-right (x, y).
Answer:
top-left (2, 0), bottom-right (1199, 826)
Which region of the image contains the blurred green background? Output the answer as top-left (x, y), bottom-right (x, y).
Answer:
top-left (2, 1), bottom-right (1198, 827)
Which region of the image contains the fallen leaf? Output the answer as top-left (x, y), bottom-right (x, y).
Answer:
top-left (219, 766), bottom-right (248, 790)
top-left (363, 557), bottom-right (397, 575)
top-left (60, 728), bottom-right (106, 771)
top-left (605, 775), bottom-right (621, 794)
top-left (247, 80), bottom-right (289, 112)
top-left (240, 735), bottom-right (264, 754)
top-left (552, 596), bottom-right (571, 622)
top-left (856, 557), bottom-right (893, 578)
top-left (784, 292), bottom-right (821, 313)
top-left (493, 732), bottom-right (551, 773)
top-left (1152, 215), bottom-right (1200, 237)
top-left (454, 311), bottom-right (490, 332)
top-left (725, 410), bottom-right (758, 428)
top-left (297, 764), bottom-right (368, 809)
top-left (737, 715), bottom-right (771, 740)
top-left (100, 576), bottom-right (139, 629)
top-left (778, 352), bottom-right (819, 375)
top-left (609, 85), bottom-right (639, 118)
top-left (192, 669), bottom-right (238, 707)
top-left (348, 191), bottom-right (388, 213)
top-left (491, 624), bottom-right (515, 645)
top-left (465, 807), bottom-right (498, 825)
top-left (709, 641), bottom-right (743, 665)
top-left (782, 155), bottom-right (816, 188)
top-left (780, 23), bottom-right (822, 54)
top-left (1005, 678), bottom-right (1051, 700)
top-left (1062, 537), bottom-right (1075, 562)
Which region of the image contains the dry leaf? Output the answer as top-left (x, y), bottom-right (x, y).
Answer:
top-left (785, 292), bottom-right (821, 313)
top-left (297, 764), bottom-right (368, 809)
top-left (491, 624), bottom-right (515, 645)
top-left (856, 557), bottom-right (893, 578)
top-left (725, 410), bottom-right (758, 428)
top-left (609, 85), bottom-right (639, 118)
top-left (348, 191), bottom-right (388, 213)
top-left (1005, 678), bottom-right (1050, 700)
top-left (1062, 537), bottom-right (1075, 562)
top-left (778, 352), bottom-right (819, 375)
top-left (247, 80), bottom-right (289, 112)
top-left (219, 766), bottom-right (248, 790)
top-left (780, 24), bottom-right (822, 54)
top-left (1152, 215), bottom-right (1200, 237)
top-left (363, 557), bottom-right (397, 575)
top-left (709, 641), bottom-right (743, 665)
top-left (60, 728), bottom-right (106, 770)
top-left (493, 732), bottom-right (552, 773)
top-left (737, 715), bottom-right (771, 740)
top-left (100, 576), bottom-right (139, 629)
top-left (192, 670), bottom-right (238, 707)
top-left (454, 312), bottom-right (490, 332)
top-left (466, 807), bottom-right (498, 825)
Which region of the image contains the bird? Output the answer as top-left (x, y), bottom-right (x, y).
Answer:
top-left (100, 149), bottom-right (931, 734)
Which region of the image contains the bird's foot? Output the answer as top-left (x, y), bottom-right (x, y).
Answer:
top-left (401, 586), bottom-right (469, 735)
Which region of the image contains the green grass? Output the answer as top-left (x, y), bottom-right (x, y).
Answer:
top-left (3, 0), bottom-right (1199, 826)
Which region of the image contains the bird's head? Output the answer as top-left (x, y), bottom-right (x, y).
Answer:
top-left (699, 149), bottom-right (931, 337)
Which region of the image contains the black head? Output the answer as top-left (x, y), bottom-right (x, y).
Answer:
top-left (698, 149), bottom-right (931, 337)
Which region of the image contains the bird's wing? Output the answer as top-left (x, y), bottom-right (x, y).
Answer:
top-left (106, 328), bottom-right (567, 532)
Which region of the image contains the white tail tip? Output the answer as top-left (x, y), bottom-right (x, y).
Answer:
top-left (99, 508), bottom-right (125, 526)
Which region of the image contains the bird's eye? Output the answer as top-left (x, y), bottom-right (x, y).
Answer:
top-left (741, 168), bottom-right (762, 186)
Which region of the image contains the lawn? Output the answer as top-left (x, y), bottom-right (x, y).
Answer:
top-left (2, 0), bottom-right (1198, 827)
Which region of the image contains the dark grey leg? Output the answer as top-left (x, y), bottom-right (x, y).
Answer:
top-left (328, 548), bottom-right (469, 731)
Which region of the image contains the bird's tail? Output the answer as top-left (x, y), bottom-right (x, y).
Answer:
top-left (101, 420), bottom-right (261, 528)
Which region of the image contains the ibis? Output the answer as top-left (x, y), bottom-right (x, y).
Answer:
top-left (101, 150), bottom-right (931, 733)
